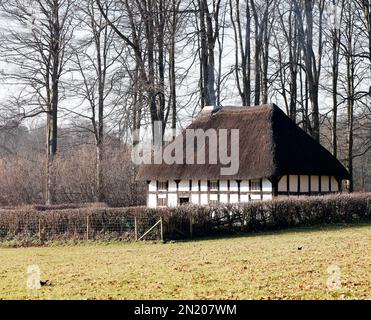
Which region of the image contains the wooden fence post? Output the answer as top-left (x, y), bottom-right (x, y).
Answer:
top-left (160, 217), bottom-right (164, 242)
top-left (38, 216), bottom-right (41, 241)
top-left (134, 216), bottom-right (138, 241)
top-left (189, 213), bottom-right (193, 239)
top-left (86, 214), bottom-right (89, 241)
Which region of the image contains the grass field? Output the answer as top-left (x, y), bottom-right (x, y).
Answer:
top-left (0, 222), bottom-right (370, 300)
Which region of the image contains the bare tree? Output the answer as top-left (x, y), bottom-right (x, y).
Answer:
top-left (250, 0), bottom-right (273, 105)
top-left (330, 0), bottom-right (344, 157)
top-left (229, 0), bottom-right (251, 106)
top-left (266, 0), bottom-right (303, 122)
top-left (70, 0), bottom-right (124, 202)
top-left (96, 0), bottom-right (184, 141)
top-left (338, 1), bottom-right (370, 191)
top-left (293, 0), bottom-right (325, 141)
top-left (0, 0), bottom-right (74, 204)
top-left (355, 0), bottom-right (371, 62)
top-left (196, 0), bottom-right (222, 108)
top-left (168, 0), bottom-right (182, 129)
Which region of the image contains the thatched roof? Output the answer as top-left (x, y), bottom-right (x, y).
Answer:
top-left (136, 104), bottom-right (349, 181)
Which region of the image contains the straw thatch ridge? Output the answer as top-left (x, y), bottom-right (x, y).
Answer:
top-left (136, 104), bottom-right (349, 181)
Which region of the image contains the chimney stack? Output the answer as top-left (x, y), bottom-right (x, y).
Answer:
top-left (202, 105), bottom-right (214, 114)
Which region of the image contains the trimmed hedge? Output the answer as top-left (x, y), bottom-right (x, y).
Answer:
top-left (0, 193), bottom-right (369, 245)
top-left (187, 192), bottom-right (371, 235)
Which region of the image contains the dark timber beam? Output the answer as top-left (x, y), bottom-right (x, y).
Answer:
top-left (271, 176), bottom-right (279, 197)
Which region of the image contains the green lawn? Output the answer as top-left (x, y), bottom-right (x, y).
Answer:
top-left (0, 223), bottom-right (370, 300)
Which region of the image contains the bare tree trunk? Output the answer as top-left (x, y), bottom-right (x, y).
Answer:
top-left (261, 4), bottom-right (271, 104)
top-left (205, 0), bottom-right (217, 107)
top-left (198, 0), bottom-right (218, 107)
top-left (96, 16), bottom-right (105, 203)
top-left (251, 0), bottom-right (261, 105)
top-left (304, 0), bottom-right (319, 141)
top-left (45, 105), bottom-right (53, 205)
top-left (359, 0), bottom-right (371, 62)
top-left (345, 3), bottom-right (355, 192)
top-left (346, 61), bottom-right (354, 193)
top-left (331, 0), bottom-right (343, 158)
top-left (229, 0), bottom-right (251, 106)
top-left (96, 72), bottom-right (104, 202)
top-left (289, 3), bottom-right (299, 122)
top-left (293, 0), bottom-right (323, 141)
top-left (46, 0), bottom-right (62, 205)
top-left (169, 0), bottom-right (178, 129)
top-left (244, 2), bottom-right (251, 106)
top-left (250, 0), bottom-right (271, 106)
top-left (199, 0), bottom-right (209, 107)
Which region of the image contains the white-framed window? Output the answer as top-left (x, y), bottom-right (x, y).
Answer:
top-left (157, 197), bottom-right (167, 207)
top-left (209, 180), bottom-right (218, 191)
top-left (158, 181), bottom-right (168, 191)
top-left (250, 179), bottom-right (261, 191)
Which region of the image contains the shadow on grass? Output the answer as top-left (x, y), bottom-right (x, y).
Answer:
top-left (167, 219), bottom-right (371, 244)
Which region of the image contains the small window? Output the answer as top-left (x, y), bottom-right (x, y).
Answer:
top-left (209, 180), bottom-right (218, 191)
top-left (179, 197), bottom-right (189, 205)
top-left (158, 181), bottom-right (167, 191)
top-left (157, 197), bottom-right (167, 207)
top-left (209, 199), bottom-right (218, 206)
top-left (251, 179), bottom-right (261, 191)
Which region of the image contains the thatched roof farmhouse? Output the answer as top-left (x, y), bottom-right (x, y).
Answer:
top-left (137, 104), bottom-right (349, 208)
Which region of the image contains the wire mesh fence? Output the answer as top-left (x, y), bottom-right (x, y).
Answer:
top-left (0, 210), bottom-right (164, 243)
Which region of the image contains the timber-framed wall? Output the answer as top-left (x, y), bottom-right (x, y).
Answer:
top-left (146, 175), bottom-right (342, 208)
